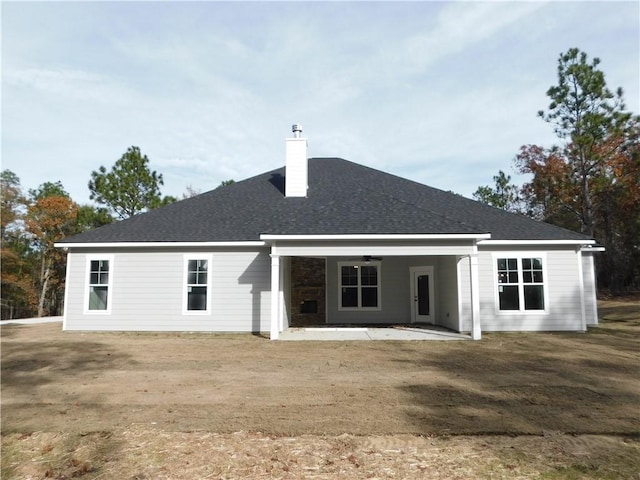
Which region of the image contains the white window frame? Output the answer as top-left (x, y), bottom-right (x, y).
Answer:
top-left (83, 255), bottom-right (114, 315)
top-left (493, 252), bottom-right (548, 314)
top-left (337, 261), bottom-right (382, 311)
top-left (182, 254), bottom-right (213, 315)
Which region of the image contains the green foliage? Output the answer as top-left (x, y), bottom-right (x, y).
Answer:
top-left (88, 146), bottom-right (174, 219)
top-left (218, 179), bottom-right (235, 188)
top-left (539, 48), bottom-right (631, 142)
top-left (472, 170), bottom-right (522, 213)
top-left (536, 48), bottom-right (636, 237)
top-left (1, 170), bottom-right (25, 238)
top-left (1, 170), bottom-right (38, 319)
top-left (29, 181), bottom-right (70, 201)
top-left (76, 205), bottom-right (114, 232)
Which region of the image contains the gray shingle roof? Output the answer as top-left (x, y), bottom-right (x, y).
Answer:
top-left (59, 158), bottom-right (592, 244)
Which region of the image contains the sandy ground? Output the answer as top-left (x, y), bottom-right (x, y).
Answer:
top-left (2, 298), bottom-right (639, 479)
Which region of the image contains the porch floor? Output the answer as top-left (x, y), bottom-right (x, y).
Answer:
top-left (278, 324), bottom-right (470, 341)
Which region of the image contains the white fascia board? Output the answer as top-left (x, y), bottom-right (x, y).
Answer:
top-left (54, 241), bottom-right (266, 249)
top-left (260, 233), bottom-right (492, 241)
top-left (580, 245), bottom-right (606, 252)
top-left (478, 239), bottom-right (596, 246)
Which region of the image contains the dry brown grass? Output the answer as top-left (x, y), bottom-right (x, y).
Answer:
top-left (2, 298), bottom-right (639, 479)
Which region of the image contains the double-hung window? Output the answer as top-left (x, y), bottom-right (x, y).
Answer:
top-left (496, 255), bottom-right (546, 312)
top-left (184, 256), bottom-right (212, 314)
top-left (85, 256), bottom-right (113, 313)
top-left (338, 262), bottom-right (381, 310)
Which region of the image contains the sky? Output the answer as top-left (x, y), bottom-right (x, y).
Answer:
top-left (2, 1), bottom-right (639, 206)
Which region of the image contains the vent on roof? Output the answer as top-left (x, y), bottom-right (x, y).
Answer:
top-left (285, 124), bottom-right (308, 197)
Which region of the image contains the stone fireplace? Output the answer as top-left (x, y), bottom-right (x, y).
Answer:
top-left (290, 257), bottom-right (326, 327)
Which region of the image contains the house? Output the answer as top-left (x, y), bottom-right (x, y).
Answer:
top-left (56, 125), bottom-right (602, 340)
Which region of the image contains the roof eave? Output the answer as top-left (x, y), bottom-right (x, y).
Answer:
top-left (260, 233), bottom-right (492, 241)
top-left (478, 239), bottom-right (596, 246)
top-left (54, 241), bottom-right (267, 249)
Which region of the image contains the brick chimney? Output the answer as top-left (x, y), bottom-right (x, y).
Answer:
top-left (285, 124), bottom-right (308, 197)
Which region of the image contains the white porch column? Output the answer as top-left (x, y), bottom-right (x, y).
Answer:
top-left (469, 253), bottom-right (481, 340)
top-left (270, 254), bottom-right (280, 340)
top-left (577, 249), bottom-right (587, 332)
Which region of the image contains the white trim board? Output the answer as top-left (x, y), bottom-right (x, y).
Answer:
top-left (261, 234), bottom-right (491, 241)
top-left (56, 241), bottom-right (266, 249)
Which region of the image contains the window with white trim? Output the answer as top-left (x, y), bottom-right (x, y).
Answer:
top-left (184, 256), bottom-right (211, 313)
top-left (338, 262), bottom-right (381, 310)
top-left (85, 257), bottom-right (113, 313)
top-left (497, 256), bottom-right (545, 311)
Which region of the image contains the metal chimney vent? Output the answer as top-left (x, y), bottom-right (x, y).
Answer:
top-left (292, 124), bottom-right (303, 138)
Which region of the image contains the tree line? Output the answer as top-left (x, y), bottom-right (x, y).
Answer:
top-left (474, 48), bottom-right (639, 293)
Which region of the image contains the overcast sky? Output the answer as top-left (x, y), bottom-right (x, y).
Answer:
top-left (2, 1), bottom-right (638, 206)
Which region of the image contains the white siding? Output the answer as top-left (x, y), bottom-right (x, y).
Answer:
top-left (63, 244), bottom-right (594, 334)
top-left (64, 248), bottom-right (271, 332)
top-left (477, 247), bottom-right (584, 332)
top-left (436, 256), bottom-right (459, 330)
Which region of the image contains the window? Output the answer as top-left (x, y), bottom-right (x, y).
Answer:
top-left (85, 256), bottom-right (113, 313)
top-left (496, 256), bottom-right (545, 312)
top-left (338, 262), bottom-right (381, 310)
top-left (184, 256), bottom-right (211, 313)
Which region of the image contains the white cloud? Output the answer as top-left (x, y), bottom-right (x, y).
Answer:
top-left (1, 0), bottom-right (637, 206)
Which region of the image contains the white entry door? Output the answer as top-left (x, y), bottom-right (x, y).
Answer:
top-left (410, 267), bottom-right (434, 324)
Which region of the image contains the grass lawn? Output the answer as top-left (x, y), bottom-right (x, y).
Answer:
top-left (2, 298), bottom-right (638, 479)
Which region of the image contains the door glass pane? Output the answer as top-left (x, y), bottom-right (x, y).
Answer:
top-left (417, 274), bottom-right (430, 315)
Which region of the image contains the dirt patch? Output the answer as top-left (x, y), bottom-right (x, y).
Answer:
top-left (2, 299), bottom-right (639, 479)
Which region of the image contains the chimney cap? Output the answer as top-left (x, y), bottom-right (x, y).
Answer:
top-left (292, 124), bottom-right (303, 138)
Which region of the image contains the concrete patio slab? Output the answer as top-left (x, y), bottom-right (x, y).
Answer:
top-left (278, 326), bottom-right (470, 341)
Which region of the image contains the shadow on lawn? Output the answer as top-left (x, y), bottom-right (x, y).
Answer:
top-left (393, 329), bottom-right (640, 435)
top-left (1, 337), bottom-right (132, 389)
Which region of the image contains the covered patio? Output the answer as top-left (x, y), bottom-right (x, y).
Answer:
top-left (263, 234), bottom-right (487, 341)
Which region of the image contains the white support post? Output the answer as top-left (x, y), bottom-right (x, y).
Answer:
top-left (588, 254), bottom-right (599, 326)
top-left (278, 258), bottom-right (286, 333)
top-left (270, 254), bottom-right (280, 340)
top-left (469, 253), bottom-right (481, 340)
top-left (577, 249), bottom-right (587, 332)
